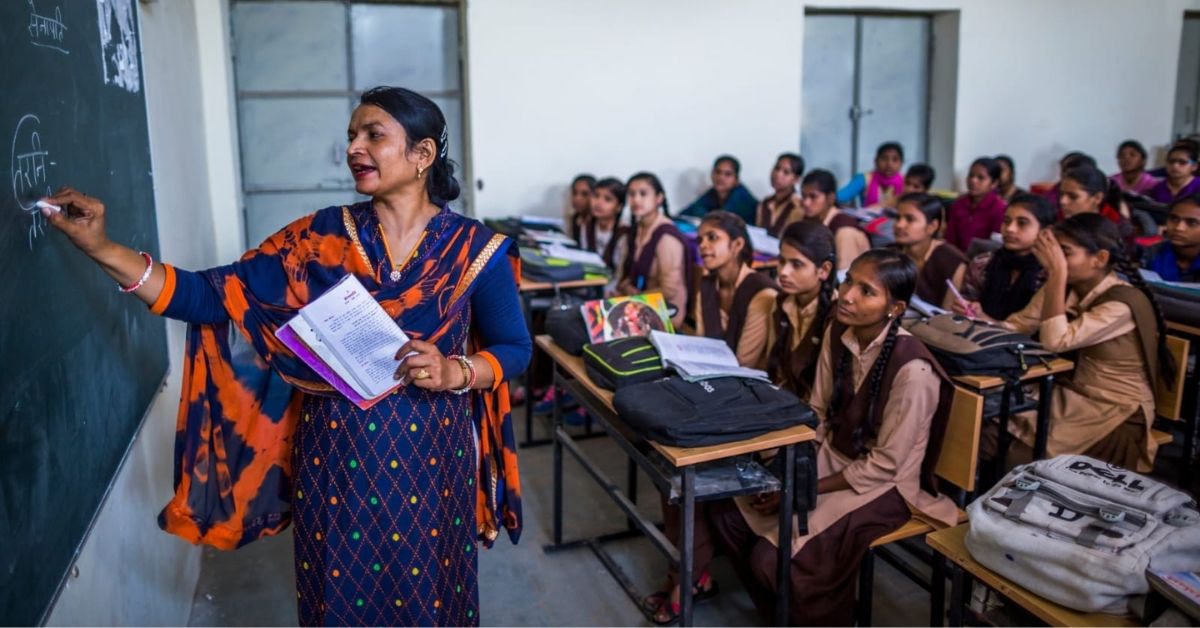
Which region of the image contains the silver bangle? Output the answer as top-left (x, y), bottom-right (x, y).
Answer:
top-left (450, 355), bottom-right (474, 395)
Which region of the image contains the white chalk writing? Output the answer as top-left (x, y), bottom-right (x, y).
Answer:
top-left (28, 0), bottom-right (69, 55)
top-left (10, 115), bottom-right (55, 249)
top-left (96, 0), bottom-right (139, 93)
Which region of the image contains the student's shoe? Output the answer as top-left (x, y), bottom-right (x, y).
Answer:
top-left (564, 407), bottom-right (589, 427)
top-left (533, 389), bottom-right (577, 415)
top-left (510, 385), bottom-right (526, 405)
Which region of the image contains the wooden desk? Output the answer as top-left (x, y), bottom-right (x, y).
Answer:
top-left (927, 524), bottom-right (1138, 627)
top-left (953, 358), bottom-right (1074, 474)
top-left (518, 276), bottom-right (608, 446)
top-left (1167, 319), bottom-right (1200, 338)
top-left (536, 335), bottom-right (816, 626)
top-left (1164, 319), bottom-right (1199, 486)
top-left (520, 276), bottom-right (609, 293)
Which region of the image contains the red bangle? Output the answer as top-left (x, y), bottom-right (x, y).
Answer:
top-left (119, 251), bottom-right (154, 293)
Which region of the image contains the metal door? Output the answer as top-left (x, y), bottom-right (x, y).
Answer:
top-left (1173, 15), bottom-right (1200, 139)
top-left (802, 12), bottom-right (930, 187)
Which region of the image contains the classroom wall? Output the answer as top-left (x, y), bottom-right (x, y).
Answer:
top-left (466, 0), bottom-right (1200, 219)
top-left (44, 1), bottom-right (216, 624)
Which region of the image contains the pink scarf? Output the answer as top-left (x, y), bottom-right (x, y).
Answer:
top-left (865, 170), bottom-right (905, 206)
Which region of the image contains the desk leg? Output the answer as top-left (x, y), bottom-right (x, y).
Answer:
top-left (626, 459), bottom-right (638, 531)
top-left (775, 444), bottom-right (795, 626)
top-left (1033, 374), bottom-right (1055, 460)
top-left (680, 466), bottom-right (696, 628)
top-left (947, 564), bottom-right (965, 627)
top-left (552, 367), bottom-right (564, 547)
top-left (992, 383), bottom-right (1014, 485)
top-left (930, 555), bottom-right (946, 626)
top-left (1181, 368), bottom-right (1199, 488)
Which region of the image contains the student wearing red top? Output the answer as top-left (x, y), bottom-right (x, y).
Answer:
top-left (945, 157), bottom-right (1006, 251)
top-left (1059, 164), bottom-right (1137, 253)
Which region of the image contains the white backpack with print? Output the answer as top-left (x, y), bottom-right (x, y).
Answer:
top-left (965, 455), bottom-right (1200, 615)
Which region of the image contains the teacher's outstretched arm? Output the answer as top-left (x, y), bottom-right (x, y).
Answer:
top-left (41, 187), bottom-right (167, 305)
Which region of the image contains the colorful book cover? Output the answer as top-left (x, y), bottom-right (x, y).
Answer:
top-left (580, 292), bottom-right (675, 343)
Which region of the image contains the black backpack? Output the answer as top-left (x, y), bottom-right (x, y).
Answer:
top-left (904, 314), bottom-right (1054, 377)
top-left (613, 376), bottom-right (817, 448)
top-left (545, 304), bottom-right (590, 356)
top-left (582, 336), bottom-right (667, 390)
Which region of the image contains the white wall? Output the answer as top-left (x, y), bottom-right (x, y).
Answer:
top-left (45, 0), bottom-right (219, 624)
top-left (465, 0), bottom-right (806, 220)
top-left (467, 0), bottom-right (1200, 218)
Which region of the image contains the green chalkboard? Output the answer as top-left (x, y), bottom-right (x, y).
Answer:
top-left (0, 1), bottom-right (167, 624)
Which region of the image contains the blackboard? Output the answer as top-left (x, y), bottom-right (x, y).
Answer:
top-left (0, 1), bottom-right (167, 624)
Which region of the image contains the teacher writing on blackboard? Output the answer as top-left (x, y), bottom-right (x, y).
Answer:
top-left (41, 86), bottom-right (530, 627)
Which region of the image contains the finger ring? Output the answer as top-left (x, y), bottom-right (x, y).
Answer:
top-left (414, 368), bottom-right (430, 380)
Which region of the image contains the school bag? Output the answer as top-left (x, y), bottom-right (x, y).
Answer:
top-left (904, 313), bottom-right (1054, 378)
top-left (545, 302), bottom-right (590, 356)
top-left (520, 249), bottom-right (609, 283)
top-left (582, 336), bottom-right (668, 390)
top-left (965, 455), bottom-right (1200, 615)
top-left (612, 376), bottom-right (817, 447)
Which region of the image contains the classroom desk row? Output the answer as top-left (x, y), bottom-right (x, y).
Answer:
top-left (535, 335), bottom-right (816, 627)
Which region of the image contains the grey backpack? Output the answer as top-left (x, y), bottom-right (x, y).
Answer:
top-left (965, 455), bottom-right (1200, 614)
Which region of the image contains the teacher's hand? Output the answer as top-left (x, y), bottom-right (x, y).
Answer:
top-left (41, 187), bottom-right (110, 256)
top-left (393, 339), bottom-right (463, 392)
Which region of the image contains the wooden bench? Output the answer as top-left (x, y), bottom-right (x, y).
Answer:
top-left (1150, 334), bottom-right (1191, 449)
top-left (927, 524), bottom-right (1139, 627)
top-left (856, 386), bottom-right (984, 626)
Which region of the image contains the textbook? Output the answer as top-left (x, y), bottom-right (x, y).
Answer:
top-left (745, 225), bottom-right (781, 256)
top-left (581, 293), bottom-right (674, 343)
top-left (274, 274), bottom-right (412, 410)
top-left (648, 330), bottom-right (769, 382)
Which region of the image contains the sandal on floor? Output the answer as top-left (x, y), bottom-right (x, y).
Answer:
top-left (651, 601), bottom-right (681, 626)
top-left (642, 572), bottom-right (719, 616)
top-left (641, 590), bottom-right (670, 613)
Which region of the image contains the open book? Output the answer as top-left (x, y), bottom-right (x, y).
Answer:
top-left (648, 330), bottom-right (769, 382)
top-left (274, 274), bottom-right (411, 410)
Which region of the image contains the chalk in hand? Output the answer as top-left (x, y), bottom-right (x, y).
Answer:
top-left (36, 200), bottom-right (62, 213)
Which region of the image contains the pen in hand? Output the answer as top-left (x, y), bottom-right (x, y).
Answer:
top-left (945, 279), bottom-right (976, 319)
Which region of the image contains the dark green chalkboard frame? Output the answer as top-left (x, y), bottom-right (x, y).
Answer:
top-left (0, 1), bottom-right (168, 624)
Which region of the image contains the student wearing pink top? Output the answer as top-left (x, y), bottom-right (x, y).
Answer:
top-left (945, 157), bottom-right (1007, 251)
top-left (1110, 140), bottom-right (1161, 195)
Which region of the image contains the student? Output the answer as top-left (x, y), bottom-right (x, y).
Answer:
top-left (1044, 151), bottom-right (1097, 211)
top-left (694, 211), bottom-right (778, 370)
top-left (1148, 141), bottom-right (1200, 205)
top-left (767, 221), bottom-right (837, 399)
top-left (956, 194), bottom-right (1056, 321)
top-left (995, 154), bottom-right (1024, 202)
top-left (1111, 139), bottom-right (1161, 195)
top-left (580, 176), bottom-right (629, 271)
top-left (617, 172), bottom-right (694, 328)
top-left (567, 174), bottom-right (596, 242)
top-left (1059, 164), bottom-right (1137, 251)
top-left (945, 157), bottom-right (1006, 251)
top-left (903, 163), bottom-right (936, 195)
top-left (837, 142), bottom-right (905, 208)
top-left (1143, 194), bottom-right (1200, 282)
top-left (997, 214), bottom-right (1174, 472)
top-left (681, 155), bottom-right (759, 224)
top-left (708, 249), bottom-right (958, 625)
top-left (801, 169), bottom-right (870, 270)
top-left (893, 193), bottom-right (968, 310)
top-left (757, 153), bottom-right (806, 237)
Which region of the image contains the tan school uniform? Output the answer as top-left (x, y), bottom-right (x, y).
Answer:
top-left (694, 265), bottom-right (778, 370)
top-left (617, 214), bottom-right (689, 328)
top-left (736, 324), bottom-right (959, 557)
top-left (1000, 273), bottom-right (1158, 471)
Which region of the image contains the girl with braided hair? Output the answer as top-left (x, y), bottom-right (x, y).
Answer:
top-left (766, 220), bottom-right (837, 399)
top-left (997, 213), bottom-right (1175, 472)
top-left (708, 249), bottom-right (958, 625)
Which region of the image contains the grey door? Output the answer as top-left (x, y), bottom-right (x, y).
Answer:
top-left (1173, 15), bottom-right (1200, 140)
top-left (801, 13), bottom-right (930, 188)
top-left (231, 0), bottom-right (465, 246)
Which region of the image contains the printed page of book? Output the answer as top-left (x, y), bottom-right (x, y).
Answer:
top-left (285, 316), bottom-right (369, 399)
top-left (298, 274), bottom-right (411, 399)
top-left (648, 330), bottom-right (769, 381)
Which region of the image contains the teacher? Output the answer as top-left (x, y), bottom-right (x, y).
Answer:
top-left (42, 86), bottom-right (531, 627)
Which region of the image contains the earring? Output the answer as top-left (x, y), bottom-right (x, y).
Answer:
top-left (417, 166), bottom-right (425, 179)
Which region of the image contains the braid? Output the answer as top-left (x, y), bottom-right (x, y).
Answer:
top-left (1116, 254), bottom-right (1177, 381)
top-left (812, 259), bottom-right (837, 354)
top-left (852, 316), bottom-right (902, 455)
top-left (826, 346), bottom-right (853, 440)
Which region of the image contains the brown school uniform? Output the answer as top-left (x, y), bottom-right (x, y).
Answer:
top-left (813, 210), bottom-right (870, 270)
top-left (1000, 273), bottom-right (1160, 472)
top-left (695, 266), bottom-right (778, 369)
top-left (914, 240), bottom-right (968, 307)
top-left (757, 192), bottom-right (804, 237)
top-left (766, 293), bottom-right (824, 399)
top-left (713, 324), bottom-right (958, 625)
top-left (617, 214), bottom-right (693, 328)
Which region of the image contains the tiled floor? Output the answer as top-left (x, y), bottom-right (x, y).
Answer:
top-left (188, 417), bottom-right (934, 626)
